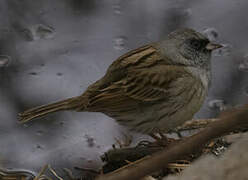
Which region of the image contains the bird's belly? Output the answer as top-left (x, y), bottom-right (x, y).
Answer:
top-left (157, 87), bottom-right (206, 132)
top-left (113, 83), bottom-right (207, 134)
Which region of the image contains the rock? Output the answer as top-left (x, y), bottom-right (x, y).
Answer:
top-left (164, 133), bottom-right (248, 180)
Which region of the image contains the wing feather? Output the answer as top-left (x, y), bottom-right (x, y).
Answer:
top-left (83, 44), bottom-right (194, 112)
top-left (123, 65), bottom-right (190, 101)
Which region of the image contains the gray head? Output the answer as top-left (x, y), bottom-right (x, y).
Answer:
top-left (158, 28), bottom-right (222, 70)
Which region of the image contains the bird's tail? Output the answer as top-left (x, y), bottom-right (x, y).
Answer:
top-left (18, 96), bottom-right (82, 123)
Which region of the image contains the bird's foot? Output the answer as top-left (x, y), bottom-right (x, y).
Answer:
top-left (113, 133), bottom-right (133, 149)
top-left (149, 132), bottom-right (173, 147)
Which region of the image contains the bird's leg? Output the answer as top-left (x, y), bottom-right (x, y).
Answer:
top-left (175, 130), bottom-right (183, 138)
top-left (149, 133), bottom-right (167, 146)
top-left (113, 133), bottom-right (133, 149)
top-left (148, 129), bottom-right (172, 147)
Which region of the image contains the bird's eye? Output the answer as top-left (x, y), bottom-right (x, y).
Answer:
top-left (190, 40), bottom-right (202, 50)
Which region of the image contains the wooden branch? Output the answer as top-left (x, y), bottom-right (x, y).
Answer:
top-left (176, 118), bottom-right (219, 131)
top-left (101, 118), bottom-right (220, 172)
top-left (102, 146), bottom-right (165, 164)
top-left (96, 108), bottom-right (248, 180)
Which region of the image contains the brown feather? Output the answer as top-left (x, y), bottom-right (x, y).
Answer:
top-left (19, 44), bottom-right (207, 134)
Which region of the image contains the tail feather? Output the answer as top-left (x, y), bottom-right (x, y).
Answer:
top-left (19, 96), bottom-right (82, 123)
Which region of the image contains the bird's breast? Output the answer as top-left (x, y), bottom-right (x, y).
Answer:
top-left (185, 66), bottom-right (211, 90)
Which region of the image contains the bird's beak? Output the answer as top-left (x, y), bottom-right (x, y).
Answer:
top-left (206, 42), bottom-right (223, 51)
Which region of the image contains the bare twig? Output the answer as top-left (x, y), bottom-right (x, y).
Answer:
top-left (63, 168), bottom-right (75, 180)
top-left (96, 108), bottom-right (248, 180)
top-left (48, 165), bottom-right (63, 180)
top-left (34, 164), bottom-right (49, 180)
top-left (176, 118), bottom-right (219, 131)
top-left (167, 163), bottom-right (190, 169)
top-left (141, 176), bottom-right (157, 180)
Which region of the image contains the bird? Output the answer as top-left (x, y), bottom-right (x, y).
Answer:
top-left (19, 28), bottom-right (222, 135)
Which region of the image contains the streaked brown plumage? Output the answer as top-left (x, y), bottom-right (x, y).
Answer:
top-left (19, 28), bottom-right (222, 134)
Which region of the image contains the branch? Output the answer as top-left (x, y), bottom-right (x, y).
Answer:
top-left (96, 108), bottom-right (248, 180)
top-left (175, 118), bottom-right (219, 131)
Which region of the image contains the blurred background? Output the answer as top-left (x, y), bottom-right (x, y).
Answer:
top-left (0, 0), bottom-right (247, 176)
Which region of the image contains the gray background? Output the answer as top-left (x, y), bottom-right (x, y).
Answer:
top-left (0, 0), bottom-right (247, 176)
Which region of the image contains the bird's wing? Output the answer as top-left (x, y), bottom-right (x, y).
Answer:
top-left (83, 44), bottom-right (195, 111)
top-left (121, 65), bottom-right (191, 101)
top-left (94, 44), bottom-right (193, 102)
